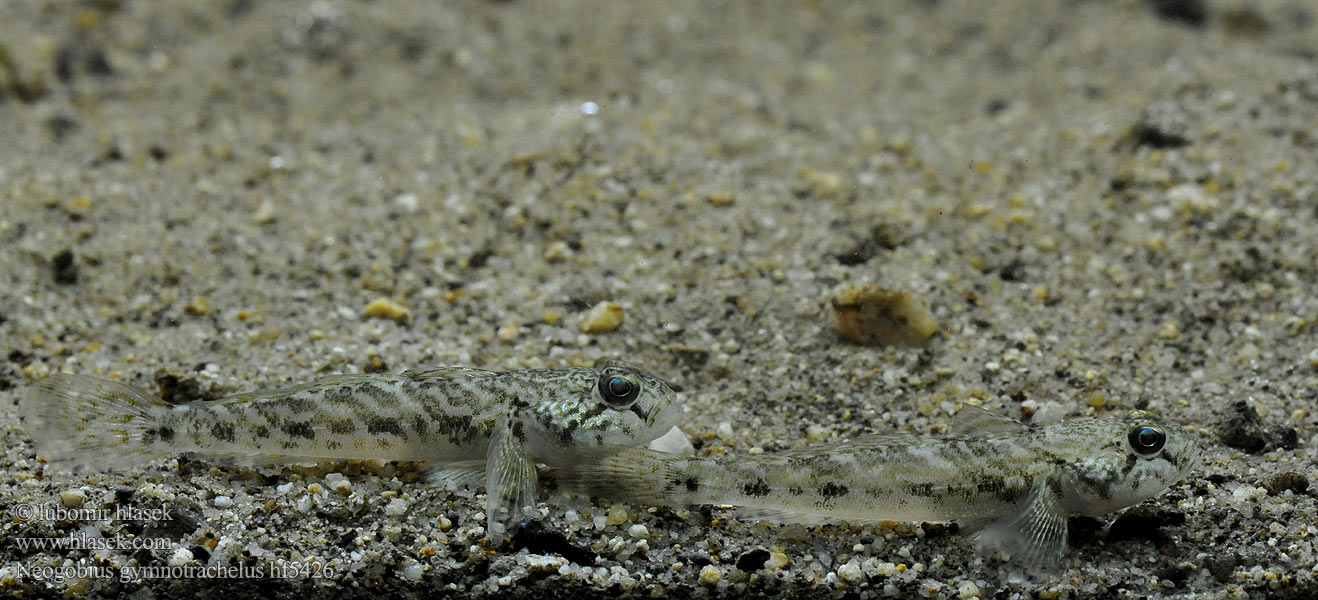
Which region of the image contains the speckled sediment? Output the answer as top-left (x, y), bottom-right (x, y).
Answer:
top-left (2, 1), bottom-right (1317, 598)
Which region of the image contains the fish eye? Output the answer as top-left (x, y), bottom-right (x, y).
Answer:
top-left (1128, 426), bottom-right (1166, 456)
top-left (598, 372), bottom-right (641, 407)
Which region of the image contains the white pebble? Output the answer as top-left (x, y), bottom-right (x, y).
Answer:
top-left (212, 495), bottom-right (234, 509)
top-left (384, 498), bottom-right (411, 516)
top-left (59, 489), bottom-right (86, 508)
top-left (838, 558), bottom-right (863, 583)
top-left (627, 524), bottom-right (649, 539)
top-left (168, 547), bottom-right (194, 567)
top-left (647, 426), bottom-right (695, 456)
top-left (698, 564), bottom-right (721, 586)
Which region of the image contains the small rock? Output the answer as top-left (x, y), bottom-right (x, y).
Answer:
top-left (60, 489), bottom-right (87, 508)
top-left (698, 564), bottom-right (721, 586)
top-left (735, 548), bottom-right (771, 571)
top-left (1263, 472), bottom-right (1309, 495)
top-left (363, 297), bottom-right (412, 324)
top-left (1147, 0), bottom-right (1208, 28)
top-left (647, 426), bottom-right (695, 456)
top-left (1217, 401), bottom-right (1266, 453)
top-left (837, 558), bottom-right (863, 584)
top-left (51, 249), bottom-right (78, 284)
top-left (578, 301), bottom-right (624, 334)
top-left (510, 519), bottom-right (598, 565)
top-left (666, 344), bottom-right (710, 371)
top-left (212, 495), bottom-right (233, 508)
top-left (706, 191), bottom-right (734, 206)
top-left (605, 505), bottom-right (629, 526)
top-left (184, 297), bottom-right (212, 316)
top-left (830, 283), bottom-right (938, 346)
top-left (627, 524), bottom-right (649, 539)
top-left (384, 498), bottom-right (410, 516)
top-left (168, 547), bottom-right (194, 567)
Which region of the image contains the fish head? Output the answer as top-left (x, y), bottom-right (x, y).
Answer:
top-left (524, 359), bottom-right (681, 459)
top-left (1057, 412), bottom-right (1199, 516)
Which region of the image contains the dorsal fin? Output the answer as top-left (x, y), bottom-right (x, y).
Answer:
top-left (950, 404), bottom-right (1026, 436)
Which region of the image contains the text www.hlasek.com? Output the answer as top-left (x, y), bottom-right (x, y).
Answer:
top-left (13, 534), bottom-right (174, 552)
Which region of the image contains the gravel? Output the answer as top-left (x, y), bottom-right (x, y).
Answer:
top-left (2, 1), bottom-right (1317, 598)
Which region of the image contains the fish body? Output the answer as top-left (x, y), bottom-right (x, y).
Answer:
top-left (23, 360), bottom-right (680, 537)
top-left (560, 406), bottom-right (1198, 564)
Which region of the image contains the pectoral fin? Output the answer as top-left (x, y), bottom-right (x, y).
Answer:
top-left (424, 460), bottom-right (487, 490)
top-left (966, 478), bottom-right (1067, 566)
top-left (485, 422), bottom-right (539, 541)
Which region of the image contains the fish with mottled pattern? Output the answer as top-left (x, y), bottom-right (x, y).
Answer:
top-left (22, 360), bottom-right (680, 538)
top-left (559, 406), bottom-right (1198, 564)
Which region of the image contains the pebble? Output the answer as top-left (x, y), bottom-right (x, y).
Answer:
top-left (627, 524), bottom-right (649, 539)
top-left (363, 297), bottom-right (412, 323)
top-left (399, 561), bottom-right (423, 581)
top-left (326, 474), bottom-right (352, 494)
top-left (578, 301), bottom-right (624, 333)
top-left (1218, 400), bottom-right (1267, 453)
top-left (212, 495), bottom-right (234, 508)
top-left (605, 505), bottom-right (629, 526)
top-left (837, 558), bottom-right (863, 584)
top-left (698, 564), bottom-right (721, 586)
top-left (647, 426), bottom-right (695, 456)
top-left (168, 547), bottom-right (194, 567)
top-left (735, 548), bottom-right (771, 571)
top-left (384, 498), bottom-right (411, 516)
top-left (1263, 472), bottom-right (1309, 495)
top-left (60, 489), bottom-right (87, 508)
top-left (829, 283), bottom-right (938, 346)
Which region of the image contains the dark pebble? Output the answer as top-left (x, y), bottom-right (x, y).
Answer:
top-left (1147, 0), bottom-right (1208, 27)
top-left (509, 519), bottom-right (598, 566)
top-left (1269, 427), bottom-right (1298, 451)
top-left (154, 369), bottom-right (207, 404)
top-left (1263, 472), bottom-right (1309, 495)
top-left (735, 548), bottom-right (771, 571)
top-left (1105, 505), bottom-right (1185, 543)
top-left (1217, 400), bottom-right (1267, 453)
top-left (45, 114), bottom-right (80, 142)
top-left (51, 249), bottom-right (78, 284)
top-left (1205, 551), bottom-right (1239, 582)
top-left (115, 487), bottom-right (136, 503)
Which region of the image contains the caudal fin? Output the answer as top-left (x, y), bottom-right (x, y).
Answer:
top-left (22, 374), bottom-right (173, 472)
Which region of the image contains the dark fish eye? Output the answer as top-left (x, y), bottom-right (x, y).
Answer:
top-left (1128, 426), bottom-right (1166, 455)
top-left (598, 372), bottom-right (640, 407)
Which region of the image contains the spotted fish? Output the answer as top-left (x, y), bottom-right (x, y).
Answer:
top-left (22, 360), bottom-right (680, 538)
top-left (559, 406), bottom-right (1198, 564)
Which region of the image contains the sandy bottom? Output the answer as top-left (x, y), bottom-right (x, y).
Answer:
top-left (2, 1), bottom-right (1316, 598)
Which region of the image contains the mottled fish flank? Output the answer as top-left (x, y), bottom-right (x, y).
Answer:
top-left (23, 360), bottom-right (681, 538)
top-left (559, 406), bottom-right (1199, 565)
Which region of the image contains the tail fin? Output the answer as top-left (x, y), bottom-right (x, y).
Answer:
top-left (555, 448), bottom-right (698, 504)
top-left (22, 374), bottom-right (172, 472)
